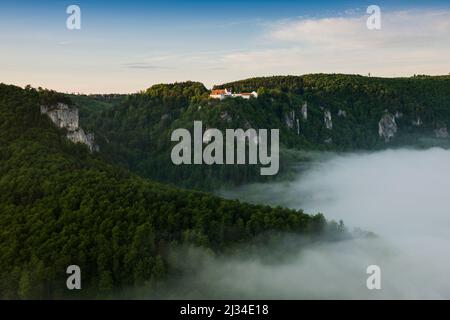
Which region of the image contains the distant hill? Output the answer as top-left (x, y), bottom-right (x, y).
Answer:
top-left (75, 74), bottom-right (450, 189)
top-left (0, 83), bottom-right (340, 298)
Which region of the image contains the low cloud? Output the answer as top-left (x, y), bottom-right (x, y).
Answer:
top-left (156, 148), bottom-right (450, 299)
top-left (222, 9), bottom-right (450, 76)
top-left (267, 10), bottom-right (450, 48)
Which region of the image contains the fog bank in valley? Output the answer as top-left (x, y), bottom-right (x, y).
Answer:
top-left (159, 148), bottom-right (450, 299)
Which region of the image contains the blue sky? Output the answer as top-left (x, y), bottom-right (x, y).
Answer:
top-left (1, 0), bottom-right (450, 93)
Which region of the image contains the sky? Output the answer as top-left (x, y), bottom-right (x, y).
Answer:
top-left (1, 0), bottom-right (450, 93)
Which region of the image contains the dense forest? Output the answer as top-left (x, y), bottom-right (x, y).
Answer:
top-left (77, 74), bottom-right (450, 190)
top-left (0, 83), bottom-right (345, 299)
top-left (2, 74), bottom-right (449, 298)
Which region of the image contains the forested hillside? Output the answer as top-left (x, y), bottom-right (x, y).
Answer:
top-left (0, 83), bottom-right (341, 298)
top-left (217, 74), bottom-right (450, 147)
top-left (3, 73), bottom-right (445, 298)
top-left (77, 74), bottom-right (450, 190)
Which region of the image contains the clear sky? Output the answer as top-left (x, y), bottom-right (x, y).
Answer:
top-left (1, 0), bottom-right (450, 93)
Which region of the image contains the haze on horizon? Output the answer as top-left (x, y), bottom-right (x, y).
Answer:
top-left (1, 0), bottom-right (450, 94)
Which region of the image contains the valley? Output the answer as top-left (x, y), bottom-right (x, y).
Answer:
top-left (2, 73), bottom-right (450, 299)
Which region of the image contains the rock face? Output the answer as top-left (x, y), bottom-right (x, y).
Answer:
top-left (67, 130), bottom-right (97, 149)
top-left (324, 110), bottom-right (333, 130)
top-left (412, 117), bottom-right (423, 126)
top-left (301, 102), bottom-right (308, 120)
top-left (378, 112), bottom-right (397, 142)
top-left (296, 118), bottom-right (300, 135)
top-left (285, 111), bottom-right (295, 129)
top-left (40, 103), bottom-right (79, 130)
top-left (160, 113), bottom-right (170, 121)
top-left (435, 127), bottom-right (449, 139)
top-left (338, 109), bottom-right (347, 118)
top-left (40, 103), bottom-right (99, 152)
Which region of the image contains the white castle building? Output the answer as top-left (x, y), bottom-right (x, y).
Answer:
top-left (210, 88), bottom-right (258, 100)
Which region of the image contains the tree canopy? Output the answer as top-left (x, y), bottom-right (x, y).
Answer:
top-left (0, 83), bottom-right (343, 298)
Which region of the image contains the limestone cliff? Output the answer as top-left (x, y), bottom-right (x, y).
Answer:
top-left (338, 109), bottom-right (347, 118)
top-left (40, 103), bottom-right (99, 152)
top-left (40, 103), bottom-right (78, 130)
top-left (301, 102), bottom-right (308, 120)
top-left (378, 112), bottom-right (397, 142)
top-left (285, 111), bottom-right (295, 129)
top-left (324, 110), bottom-right (333, 130)
top-left (412, 116), bottom-right (423, 127)
top-left (435, 127), bottom-right (449, 139)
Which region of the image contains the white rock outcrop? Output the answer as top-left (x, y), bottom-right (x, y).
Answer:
top-left (338, 109), bottom-right (347, 118)
top-left (324, 110), bottom-right (333, 130)
top-left (435, 127), bottom-right (449, 139)
top-left (378, 112), bottom-right (397, 142)
top-left (395, 111), bottom-right (403, 119)
top-left (301, 102), bottom-right (308, 120)
top-left (40, 103), bottom-right (99, 152)
top-left (40, 103), bottom-right (79, 130)
top-left (412, 117), bottom-right (423, 127)
top-left (285, 111), bottom-right (295, 129)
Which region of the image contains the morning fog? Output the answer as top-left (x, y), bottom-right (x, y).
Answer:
top-left (152, 148), bottom-right (450, 299)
